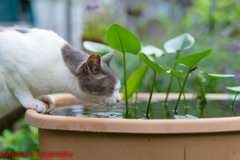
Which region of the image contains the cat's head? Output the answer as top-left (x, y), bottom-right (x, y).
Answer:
top-left (76, 53), bottom-right (121, 107)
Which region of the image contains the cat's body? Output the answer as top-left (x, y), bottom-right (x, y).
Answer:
top-left (0, 27), bottom-right (121, 117)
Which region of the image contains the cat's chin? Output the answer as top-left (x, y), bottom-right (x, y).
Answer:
top-left (75, 95), bottom-right (114, 107)
top-left (98, 101), bottom-right (117, 108)
top-left (77, 90), bottom-right (120, 107)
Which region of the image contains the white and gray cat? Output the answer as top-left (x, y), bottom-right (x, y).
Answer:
top-left (0, 26), bottom-right (121, 117)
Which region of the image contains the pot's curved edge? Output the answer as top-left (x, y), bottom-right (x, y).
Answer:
top-left (25, 93), bottom-right (240, 134)
top-left (25, 109), bottom-right (240, 134)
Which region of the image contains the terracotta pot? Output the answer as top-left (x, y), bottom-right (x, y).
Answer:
top-left (25, 93), bottom-right (240, 160)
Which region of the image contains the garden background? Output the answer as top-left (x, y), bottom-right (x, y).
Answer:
top-left (0, 0), bottom-right (240, 159)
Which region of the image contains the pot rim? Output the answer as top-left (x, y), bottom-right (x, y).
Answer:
top-left (25, 93), bottom-right (240, 134)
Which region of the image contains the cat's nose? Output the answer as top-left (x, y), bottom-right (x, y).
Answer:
top-left (116, 99), bottom-right (121, 103)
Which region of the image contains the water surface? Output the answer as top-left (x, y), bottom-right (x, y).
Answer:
top-left (51, 99), bottom-right (240, 119)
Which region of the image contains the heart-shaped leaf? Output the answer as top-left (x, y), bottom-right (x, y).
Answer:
top-left (202, 72), bottom-right (235, 80)
top-left (139, 53), bottom-right (166, 73)
top-left (83, 41), bottom-right (114, 56)
top-left (123, 65), bottom-right (148, 100)
top-left (165, 69), bottom-right (186, 78)
top-left (106, 24), bottom-right (141, 55)
top-left (226, 86), bottom-right (240, 92)
top-left (176, 50), bottom-right (212, 68)
top-left (174, 114), bottom-right (198, 119)
top-left (141, 45), bottom-right (164, 58)
top-left (164, 33), bottom-right (195, 53)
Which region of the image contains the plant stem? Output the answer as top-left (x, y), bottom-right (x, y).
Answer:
top-left (133, 92), bottom-right (138, 118)
top-left (134, 92), bottom-right (138, 107)
top-left (146, 72), bottom-right (156, 119)
top-left (122, 52), bottom-right (129, 116)
top-left (177, 78), bottom-right (188, 107)
top-left (199, 80), bottom-right (213, 105)
top-left (174, 68), bottom-right (191, 114)
top-left (155, 82), bottom-right (171, 118)
top-left (134, 55), bottom-right (142, 107)
top-left (231, 92), bottom-right (239, 108)
top-left (200, 82), bottom-right (205, 97)
top-left (192, 81), bottom-right (199, 100)
top-left (134, 105), bottom-right (137, 118)
top-left (177, 78), bottom-right (189, 115)
top-left (164, 51), bottom-right (180, 104)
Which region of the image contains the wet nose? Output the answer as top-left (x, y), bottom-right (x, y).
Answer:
top-left (116, 99), bottom-right (121, 103)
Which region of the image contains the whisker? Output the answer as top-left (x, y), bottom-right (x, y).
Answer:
top-left (115, 104), bottom-right (124, 107)
top-left (98, 104), bottom-right (106, 112)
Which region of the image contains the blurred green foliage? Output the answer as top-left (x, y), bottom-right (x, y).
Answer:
top-left (0, 116), bottom-right (39, 160)
top-left (0, 1), bottom-right (239, 156)
top-left (182, 0), bottom-right (240, 32)
top-left (101, 0), bottom-right (240, 95)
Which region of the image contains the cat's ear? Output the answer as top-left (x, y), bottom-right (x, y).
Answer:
top-left (86, 54), bottom-right (101, 74)
top-left (102, 53), bottom-right (113, 66)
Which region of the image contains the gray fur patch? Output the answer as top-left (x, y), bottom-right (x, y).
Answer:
top-left (0, 26), bottom-right (29, 33)
top-left (102, 53), bottom-right (113, 66)
top-left (61, 44), bottom-right (117, 96)
top-left (61, 44), bottom-right (89, 75)
top-left (77, 62), bottom-right (117, 96)
top-left (14, 28), bottom-right (29, 33)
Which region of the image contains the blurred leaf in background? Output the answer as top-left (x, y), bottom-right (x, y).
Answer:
top-left (0, 115), bottom-right (39, 160)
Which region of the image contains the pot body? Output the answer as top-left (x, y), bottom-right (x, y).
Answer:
top-left (38, 129), bottom-right (240, 160)
top-left (24, 93), bottom-right (240, 160)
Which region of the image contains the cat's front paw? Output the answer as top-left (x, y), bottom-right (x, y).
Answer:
top-left (38, 95), bottom-right (55, 104)
top-left (25, 99), bottom-right (46, 113)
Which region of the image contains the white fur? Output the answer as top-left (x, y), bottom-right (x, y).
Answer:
top-left (0, 28), bottom-right (120, 117)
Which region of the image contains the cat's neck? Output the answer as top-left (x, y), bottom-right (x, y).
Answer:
top-left (31, 44), bottom-right (87, 98)
top-left (52, 70), bottom-right (82, 97)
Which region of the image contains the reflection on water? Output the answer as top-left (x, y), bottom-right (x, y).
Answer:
top-left (51, 100), bottom-right (240, 119)
top-left (52, 105), bottom-right (124, 119)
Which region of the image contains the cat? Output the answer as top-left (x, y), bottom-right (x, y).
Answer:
top-left (0, 26), bottom-right (121, 118)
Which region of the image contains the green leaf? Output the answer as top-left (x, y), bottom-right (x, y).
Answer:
top-left (176, 49), bottom-right (212, 68)
top-left (0, 136), bottom-right (4, 142)
top-left (141, 45), bottom-right (164, 58)
top-left (139, 53), bottom-right (166, 73)
top-left (83, 41), bottom-right (114, 56)
top-left (226, 86), bottom-right (240, 92)
top-left (123, 65), bottom-right (148, 100)
top-left (202, 72), bottom-right (235, 80)
top-left (3, 129), bottom-right (13, 139)
top-left (164, 33), bottom-right (195, 53)
top-left (165, 69), bottom-right (186, 78)
top-left (174, 114), bottom-right (198, 119)
top-left (196, 71), bottom-right (207, 82)
top-left (106, 24), bottom-right (141, 55)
